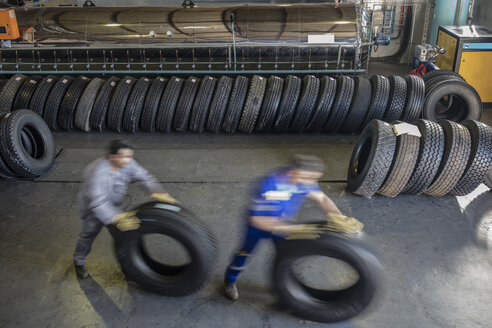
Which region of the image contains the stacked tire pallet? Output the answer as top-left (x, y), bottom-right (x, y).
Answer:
top-left (0, 109), bottom-right (56, 180)
top-left (0, 72), bottom-right (478, 134)
top-left (348, 119), bottom-right (492, 197)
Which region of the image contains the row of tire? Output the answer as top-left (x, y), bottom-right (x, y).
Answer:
top-left (0, 71), bottom-right (476, 135)
top-left (0, 109), bottom-right (56, 179)
top-left (348, 119), bottom-right (492, 197)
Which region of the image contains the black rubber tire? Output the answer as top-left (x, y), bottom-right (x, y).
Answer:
top-left (289, 75), bottom-right (320, 133)
top-left (324, 76), bottom-right (355, 132)
top-left (222, 76), bottom-right (249, 133)
top-left (43, 75), bottom-right (75, 130)
top-left (425, 120), bottom-right (472, 196)
top-left (255, 76), bottom-right (284, 133)
top-left (383, 75), bottom-right (407, 123)
top-left (339, 76), bottom-right (372, 133)
top-left (107, 76), bottom-right (137, 132)
top-left (424, 74), bottom-right (464, 92)
top-left (122, 77), bottom-right (152, 133)
top-left (74, 78), bottom-right (105, 132)
top-left (402, 119), bottom-right (445, 195)
top-left (89, 76), bottom-right (120, 131)
top-left (400, 75), bottom-right (425, 123)
top-left (0, 113), bottom-right (18, 179)
top-left (29, 75), bottom-right (58, 117)
top-left (305, 76), bottom-right (337, 133)
top-left (140, 77), bottom-right (168, 132)
top-left (450, 120), bottom-right (492, 196)
top-left (12, 75), bottom-right (43, 111)
top-left (273, 75), bottom-right (302, 133)
top-left (238, 75), bottom-right (267, 133)
top-left (0, 109), bottom-right (56, 178)
top-left (360, 75), bottom-right (390, 130)
top-left (0, 80), bottom-right (7, 93)
top-left (347, 120), bottom-right (396, 197)
top-left (273, 234), bottom-right (383, 323)
top-left (173, 76), bottom-right (200, 132)
top-left (422, 70), bottom-right (465, 83)
top-left (423, 79), bottom-right (482, 122)
top-left (113, 201), bottom-right (217, 296)
top-left (206, 76), bottom-right (233, 133)
top-left (156, 76), bottom-right (184, 133)
top-left (378, 120), bottom-right (420, 197)
top-left (58, 76), bottom-right (91, 131)
top-left (20, 129), bottom-right (35, 158)
top-left (189, 76), bottom-right (217, 133)
top-left (0, 74), bottom-right (28, 114)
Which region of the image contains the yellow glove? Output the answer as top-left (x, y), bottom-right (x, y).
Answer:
top-left (114, 211), bottom-right (140, 231)
top-left (151, 192), bottom-right (179, 204)
top-left (326, 213), bottom-right (364, 233)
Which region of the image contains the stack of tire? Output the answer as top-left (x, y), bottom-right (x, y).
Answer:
top-left (347, 119), bottom-right (492, 197)
top-left (0, 72), bottom-right (471, 134)
top-left (0, 109), bottom-right (56, 180)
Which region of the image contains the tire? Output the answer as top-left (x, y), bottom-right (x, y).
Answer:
top-left (289, 75), bottom-right (320, 133)
top-left (12, 75), bottom-right (43, 111)
top-left (189, 75), bottom-right (217, 133)
top-left (222, 76), bottom-right (248, 133)
top-left (400, 75), bottom-right (425, 123)
top-left (402, 119), bottom-right (445, 195)
top-left (0, 109), bottom-right (56, 178)
top-left (360, 75), bottom-right (390, 131)
top-left (339, 76), bottom-right (372, 133)
top-left (156, 76), bottom-right (184, 133)
top-left (255, 76), bottom-right (283, 133)
top-left (422, 70), bottom-right (465, 83)
top-left (273, 75), bottom-right (302, 133)
top-left (58, 76), bottom-right (91, 131)
top-left (324, 76), bottom-right (355, 132)
top-left (383, 75), bottom-right (407, 123)
top-left (113, 201), bottom-right (217, 296)
top-left (173, 76), bottom-right (200, 132)
top-left (425, 120), bottom-right (471, 196)
top-left (305, 76), bottom-right (337, 133)
top-left (347, 120), bottom-right (396, 197)
top-left (43, 75), bottom-right (75, 130)
top-left (122, 77), bottom-right (152, 133)
top-left (378, 120), bottom-right (420, 197)
top-left (0, 74), bottom-right (27, 114)
top-left (238, 75), bottom-right (267, 133)
top-left (107, 76), bottom-right (137, 132)
top-left (141, 77), bottom-right (168, 132)
top-left (273, 234), bottom-right (383, 323)
top-left (206, 76), bottom-right (233, 133)
top-left (74, 78), bottom-right (105, 131)
top-left (423, 80), bottom-right (482, 122)
top-left (29, 75), bottom-right (58, 117)
top-left (89, 76), bottom-right (120, 131)
top-left (450, 120), bottom-right (492, 196)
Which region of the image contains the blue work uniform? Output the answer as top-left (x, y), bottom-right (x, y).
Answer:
top-left (225, 168), bottom-right (321, 283)
top-left (73, 158), bottom-right (162, 266)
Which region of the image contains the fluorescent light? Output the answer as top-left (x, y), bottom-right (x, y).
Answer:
top-left (105, 24), bottom-right (122, 27)
top-left (182, 26), bottom-right (211, 29)
top-left (335, 21), bottom-right (351, 25)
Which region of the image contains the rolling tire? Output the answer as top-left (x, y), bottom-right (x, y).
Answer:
top-left (107, 76), bottom-right (137, 133)
top-left (113, 201), bottom-right (217, 296)
top-left (29, 76), bottom-right (58, 117)
top-left (89, 76), bottom-right (120, 131)
top-left (273, 75), bottom-right (302, 133)
top-left (122, 77), bottom-right (152, 133)
top-left (289, 75), bottom-right (320, 133)
top-left (238, 75), bottom-right (267, 133)
top-left (140, 77), bottom-right (168, 132)
top-left (206, 76), bottom-right (233, 133)
top-left (305, 76), bottom-right (337, 133)
top-left (347, 120), bottom-right (396, 197)
top-left (74, 78), bottom-right (105, 132)
top-left (255, 76), bottom-right (283, 133)
top-left (273, 234), bottom-right (383, 323)
top-left (222, 76), bottom-right (249, 133)
top-left (156, 76), bottom-right (184, 133)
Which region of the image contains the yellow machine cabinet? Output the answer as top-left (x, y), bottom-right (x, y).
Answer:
top-left (0, 9), bottom-right (20, 40)
top-left (436, 25), bottom-right (492, 103)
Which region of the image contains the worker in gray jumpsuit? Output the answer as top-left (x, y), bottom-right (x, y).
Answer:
top-left (73, 139), bottom-right (173, 279)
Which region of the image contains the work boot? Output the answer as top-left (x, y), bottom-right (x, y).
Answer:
top-left (75, 264), bottom-right (89, 279)
top-left (224, 278), bottom-right (239, 301)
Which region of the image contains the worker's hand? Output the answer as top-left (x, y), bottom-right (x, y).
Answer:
top-left (326, 213), bottom-right (364, 233)
top-left (113, 211), bottom-right (140, 231)
top-left (151, 192), bottom-right (179, 204)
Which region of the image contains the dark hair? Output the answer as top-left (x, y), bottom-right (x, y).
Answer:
top-left (291, 154), bottom-right (324, 172)
top-left (108, 139), bottom-right (134, 155)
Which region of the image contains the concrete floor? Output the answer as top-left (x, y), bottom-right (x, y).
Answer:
top-left (1, 66), bottom-right (492, 327)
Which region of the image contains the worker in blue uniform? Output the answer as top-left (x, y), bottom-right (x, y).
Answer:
top-left (224, 155), bottom-right (344, 300)
top-left (74, 139), bottom-right (176, 279)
